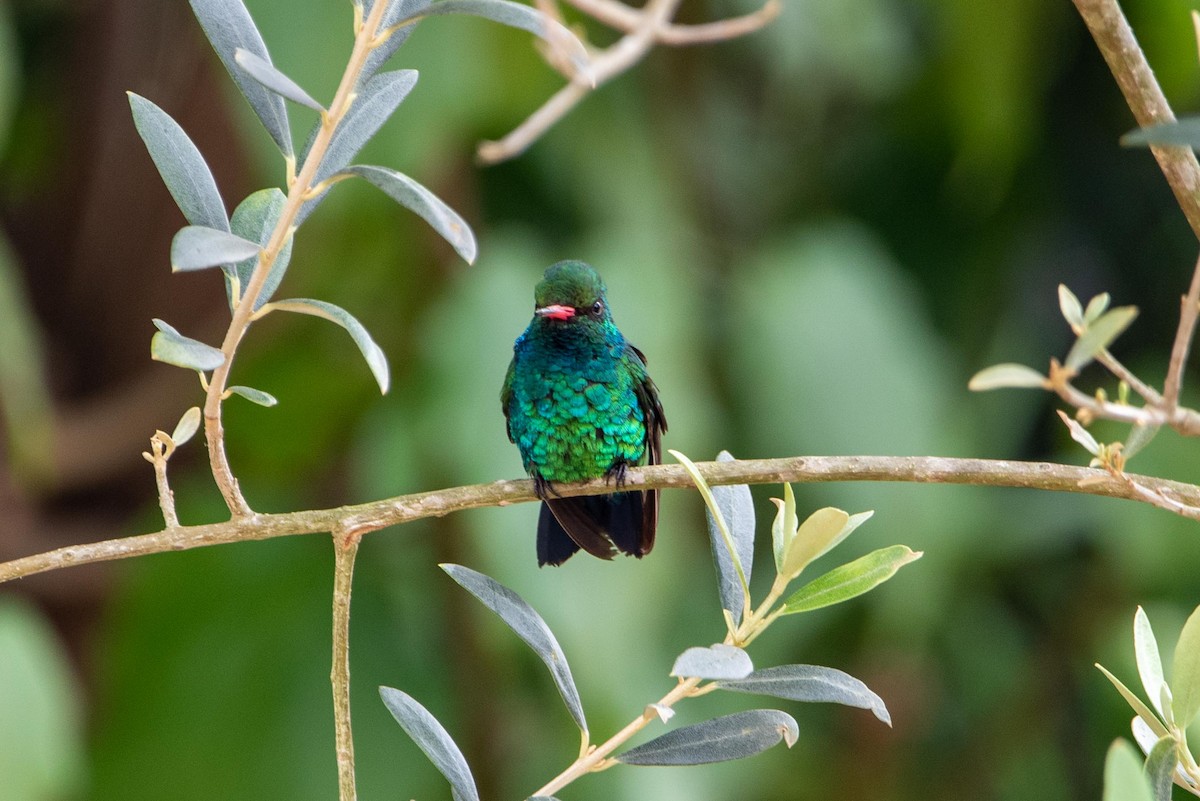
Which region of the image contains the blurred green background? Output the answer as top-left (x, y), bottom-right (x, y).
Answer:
top-left (3, 0), bottom-right (1200, 798)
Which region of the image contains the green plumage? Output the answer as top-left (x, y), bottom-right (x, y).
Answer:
top-left (502, 261), bottom-right (666, 566)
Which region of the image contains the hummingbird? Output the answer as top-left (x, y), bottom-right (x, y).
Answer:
top-left (502, 260), bottom-right (667, 566)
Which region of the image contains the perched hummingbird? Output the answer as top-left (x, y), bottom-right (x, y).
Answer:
top-left (502, 261), bottom-right (667, 566)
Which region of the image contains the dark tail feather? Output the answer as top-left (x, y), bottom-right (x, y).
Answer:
top-left (538, 503), bottom-right (583, 566)
top-left (538, 491), bottom-right (655, 567)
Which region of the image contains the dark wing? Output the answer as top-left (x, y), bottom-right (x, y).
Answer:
top-left (627, 342), bottom-right (667, 556)
top-left (500, 357), bottom-right (516, 443)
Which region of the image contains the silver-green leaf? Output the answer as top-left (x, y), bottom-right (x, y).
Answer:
top-left (1143, 735), bottom-right (1178, 801)
top-left (670, 644), bottom-right (753, 681)
top-left (394, 0), bottom-right (589, 76)
top-left (1102, 739), bottom-right (1155, 801)
top-left (1134, 607), bottom-right (1165, 719)
top-left (616, 710), bottom-right (798, 766)
top-left (171, 406), bottom-right (202, 446)
top-left (188, 0), bottom-right (292, 155)
top-left (707, 450), bottom-right (754, 622)
top-left (228, 385), bottom-right (278, 407)
top-left (339, 165), bottom-right (476, 263)
top-left (361, 0), bottom-right (423, 84)
top-left (442, 564), bottom-right (587, 733)
top-left (967, 363), bottom-right (1047, 391)
top-left (228, 188), bottom-right (292, 309)
top-left (1121, 118), bottom-right (1200, 149)
top-left (170, 226), bottom-right (261, 272)
top-left (128, 93), bottom-right (228, 231)
top-left (266, 299), bottom-right (389, 393)
top-left (1064, 306), bottom-right (1138, 372)
top-left (150, 319), bottom-right (225, 372)
top-left (779, 545), bottom-right (922, 615)
top-left (234, 48), bottom-right (323, 112)
top-left (1059, 284), bottom-right (1084, 331)
top-left (313, 69), bottom-right (418, 184)
top-left (718, 665), bottom-right (891, 725)
top-left (379, 687), bottom-right (479, 801)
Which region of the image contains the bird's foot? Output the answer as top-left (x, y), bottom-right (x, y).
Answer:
top-left (605, 461), bottom-right (630, 489)
top-left (533, 473), bottom-right (561, 500)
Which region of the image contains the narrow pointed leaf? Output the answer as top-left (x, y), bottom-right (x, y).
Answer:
top-left (379, 687), bottom-right (479, 801)
top-left (671, 449), bottom-right (750, 624)
top-left (128, 93), bottom-right (229, 231)
top-left (1057, 410), bottom-right (1100, 456)
top-left (393, 0), bottom-right (588, 75)
top-left (234, 48), bottom-right (323, 111)
top-left (780, 545), bottom-right (922, 615)
top-left (267, 299), bottom-right (389, 393)
top-left (170, 225), bottom-right (260, 272)
top-left (718, 665), bottom-right (891, 725)
top-left (150, 319), bottom-right (225, 372)
top-left (967, 363), bottom-right (1047, 391)
top-left (228, 188), bottom-right (292, 309)
top-left (812, 510), bottom-right (873, 563)
top-left (312, 70), bottom-right (418, 184)
top-left (441, 564), bottom-right (586, 733)
top-left (1144, 735), bottom-right (1178, 801)
top-left (616, 710), bottom-right (798, 766)
top-left (171, 406), bottom-right (202, 446)
top-left (1065, 306), bottom-right (1138, 372)
top-left (1121, 118), bottom-right (1200, 149)
top-left (1134, 607), bottom-right (1166, 718)
top-left (188, 0), bottom-right (292, 155)
top-left (781, 507), bottom-right (849, 580)
top-left (228, 385), bottom-right (278, 407)
top-left (1058, 284), bottom-right (1084, 330)
top-left (1170, 604), bottom-right (1200, 728)
top-left (671, 644), bottom-right (753, 680)
top-left (340, 165), bottom-right (476, 263)
top-left (1096, 664), bottom-right (1168, 739)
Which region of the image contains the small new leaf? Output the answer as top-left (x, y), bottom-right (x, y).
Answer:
top-left (718, 664), bottom-right (891, 726)
top-left (780, 507), bottom-right (849, 580)
top-left (670, 644), bottom-right (753, 681)
top-left (616, 710), bottom-right (798, 766)
top-left (1065, 305), bottom-right (1138, 373)
top-left (266, 299), bottom-right (389, 393)
top-left (1170, 604), bottom-right (1200, 728)
top-left (171, 406), bottom-right (202, 446)
top-left (150, 319), bottom-right (225, 372)
top-left (378, 687), bottom-right (480, 801)
top-left (170, 226), bottom-right (260, 272)
top-left (967, 363), bottom-right (1047, 391)
top-left (441, 564), bottom-right (587, 733)
top-left (1056, 410), bottom-right (1100, 456)
top-left (228, 386), bottom-right (278, 407)
top-left (1085, 292), bottom-right (1112, 324)
top-left (234, 48), bottom-right (324, 112)
top-left (1059, 284), bottom-right (1084, 331)
top-left (770, 483), bottom-right (798, 574)
top-left (779, 545), bottom-right (922, 615)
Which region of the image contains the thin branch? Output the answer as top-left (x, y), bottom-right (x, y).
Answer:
top-left (1072, 0), bottom-right (1200, 241)
top-left (477, 0), bottom-right (777, 163)
top-left (143, 436), bottom-right (179, 529)
top-left (5, 455), bottom-right (1200, 585)
top-left (199, 0), bottom-right (392, 516)
top-left (1164, 251), bottom-right (1200, 412)
top-left (1096, 349), bottom-right (1163, 405)
top-left (331, 528), bottom-right (362, 801)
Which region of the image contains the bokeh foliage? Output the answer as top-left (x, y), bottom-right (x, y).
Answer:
top-left (5, 0), bottom-right (1200, 799)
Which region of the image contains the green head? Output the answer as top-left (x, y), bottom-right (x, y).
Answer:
top-left (533, 261), bottom-right (611, 323)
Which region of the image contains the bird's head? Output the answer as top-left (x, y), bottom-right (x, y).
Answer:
top-left (533, 260), bottom-right (611, 326)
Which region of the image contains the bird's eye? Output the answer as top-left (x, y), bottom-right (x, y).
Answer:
top-left (590, 301), bottom-right (604, 316)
